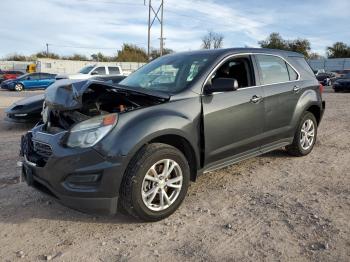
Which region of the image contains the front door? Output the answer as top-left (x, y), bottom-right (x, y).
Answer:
top-left (24, 73), bottom-right (41, 89)
top-left (202, 55), bottom-right (265, 168)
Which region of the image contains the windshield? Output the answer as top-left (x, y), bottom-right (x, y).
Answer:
top-left (343, 73), bottom-right (350, 79)
top-left (17, 73), bottom-right (30, 80)
top-left (119, 53), bottom-right (216, 94)
top-left (79, 66), bottom-right (95, 74)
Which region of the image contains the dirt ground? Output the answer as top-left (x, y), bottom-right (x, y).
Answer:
top-left (0, 88), bottom-right (349, 262)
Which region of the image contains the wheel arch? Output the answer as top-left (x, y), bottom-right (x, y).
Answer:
top-left (305, 104), bottom-right (321, 125)
top-left (291, 88), bottom-right (322, 132)
top-left (149, 134), bottom-right (198, 182)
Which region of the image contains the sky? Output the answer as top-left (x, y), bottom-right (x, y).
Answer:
top-left (0, 0), bottom-right (349, 57)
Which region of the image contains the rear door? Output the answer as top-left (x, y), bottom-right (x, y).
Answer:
top-left (202, 55), bottom-right (265, 167)
top-left (39, 73), bottom-right (55, 88)
top-left (254, 54), bottom-right (301, 148)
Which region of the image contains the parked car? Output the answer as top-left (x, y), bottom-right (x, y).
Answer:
top-left (0, 70), bottom-right (24, 84)
top-left (5, 75), bottom-right (127, 123)
top-left (0, 69), bottom-right (4, 83)
top-left (20, 48), bottom-right (325, 221)
top-left (56, 65), bottom-right (124, 80)
top-left (1, 72), bottom-right (56, 91)
top-left (333, 73), bottom-right (350, 92)
top-left (316, 72), bottom-right (336, 86)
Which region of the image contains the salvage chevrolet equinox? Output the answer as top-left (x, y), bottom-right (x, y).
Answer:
top-left (20, 48), bottom-right (325, 221)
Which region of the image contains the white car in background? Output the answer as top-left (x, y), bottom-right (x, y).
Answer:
top-left (57, 65), bottom-right (124, 80)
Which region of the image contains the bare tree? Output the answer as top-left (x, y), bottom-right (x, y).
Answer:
top-left (201, 31), bottom-right (224, 49)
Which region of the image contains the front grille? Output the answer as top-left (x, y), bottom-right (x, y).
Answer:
top-left (33, 141), bottom-right (53, 158)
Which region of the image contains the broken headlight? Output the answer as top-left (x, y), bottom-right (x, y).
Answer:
top-left (65, 113), bottom-right (118, 148)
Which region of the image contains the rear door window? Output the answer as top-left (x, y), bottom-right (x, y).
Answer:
top-left (255, 55), bottom-right (290, 85)
top-left (108, 67), bottom-right (120, 75)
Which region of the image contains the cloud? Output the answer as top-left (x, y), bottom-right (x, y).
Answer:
top-left (0, 0), bottom-right (349, 57)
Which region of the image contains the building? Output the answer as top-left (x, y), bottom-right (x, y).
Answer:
top-left (308, 58), bottom-right (350, 72)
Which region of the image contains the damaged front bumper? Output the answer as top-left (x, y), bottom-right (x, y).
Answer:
top-left (20, 124), bottom-right (127, 215)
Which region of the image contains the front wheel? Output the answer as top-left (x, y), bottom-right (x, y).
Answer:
top-left (286, 112), bottom-right (317, 156)
top-left (14, 83), bottom-right (24, 92)
top-left (119, 143), bottom-right (190, 221)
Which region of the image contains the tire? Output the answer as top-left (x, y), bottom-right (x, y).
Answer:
top-left (119, 143), bottom-right (190, 221)
top-left (14, 83), bottom-right (24, 92)
top-left (286, 112), bottom-right (317, 157)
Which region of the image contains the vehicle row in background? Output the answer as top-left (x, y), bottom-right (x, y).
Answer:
top-left (5, 75), bottom-right (126, 123)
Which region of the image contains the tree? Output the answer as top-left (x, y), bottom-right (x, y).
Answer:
top-left (35, 51), bottom-right (60, 59)
top-left (326, 42), bottom-right (350, 58)
top-left (309, 52), bottom-right (323, 60)
top-left (90, 52), bottom-right (113, 62)
top-left (116, 44), bottom-right (148, 62)
top-left (259, 33), bottom-right (312, 58)
top-left (258, 32), bottom-right (288, 50)
top-left (288, 39), bottom-right (311, 58)
top-left (62, 53), bottom-right (89, 61)
top-left (150, 48), bottom-right (174, 60)
top-left (201, 31), bottom-right (224, 49)
top-left (4, 53), bottom-right (27, 61)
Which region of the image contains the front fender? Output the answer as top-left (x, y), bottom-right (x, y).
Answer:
top-left (94, 97), bottom-right (202, 168)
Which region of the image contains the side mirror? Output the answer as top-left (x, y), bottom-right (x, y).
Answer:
top-left (205, 78), bottom-right (238, 94)
top-left (27, 77), bottom-right (32, 80)
top-left (90, 71), bottom-right (98, 75)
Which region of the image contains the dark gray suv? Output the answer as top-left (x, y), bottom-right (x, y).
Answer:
top-left (20, 48), bottom-right (325, 221)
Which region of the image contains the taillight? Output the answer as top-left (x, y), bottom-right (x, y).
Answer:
top-left (319, 84), bottom-right (324, 94)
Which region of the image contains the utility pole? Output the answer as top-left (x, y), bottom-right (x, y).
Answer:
top-left (160, 0), bottom-right (164, 56)
top-left (145, 0), bottom-right (165, 59)
top-left (46, 43), bottom-right (49, 58)
top-left (147, 0), bottom-right (151, 58)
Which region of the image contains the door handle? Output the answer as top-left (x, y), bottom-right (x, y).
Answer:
top-left (250, 95), bottom-right (263, 103)
top-left (293, 85), bottom-right (301, 93)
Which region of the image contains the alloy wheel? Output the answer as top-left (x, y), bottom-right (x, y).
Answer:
top-left (300, 119), bottom-right (315, 150)
top-left (141, 159), bottom-right (183, 212)
top-left (15, 84), bottom-right (23, 91)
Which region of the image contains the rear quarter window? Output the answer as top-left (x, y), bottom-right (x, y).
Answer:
top-left (290, 57), bottom-right (315, 79)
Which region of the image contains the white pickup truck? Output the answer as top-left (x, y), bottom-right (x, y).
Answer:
top-left (57, 65), bottom-right (124, 80)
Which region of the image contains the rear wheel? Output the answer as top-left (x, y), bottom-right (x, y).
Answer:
top-left (14, 83), bottom-right (24, 92)
top-left (119, 143), bottom-right (190, 221)
top-left (286, 112), bottom-right (317, 156)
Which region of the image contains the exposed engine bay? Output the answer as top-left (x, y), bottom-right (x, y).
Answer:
top-left (42, 81), bottom-right (167, 133)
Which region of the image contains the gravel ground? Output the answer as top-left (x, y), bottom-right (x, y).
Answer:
top-left (0, 89), bottom-right (349, 262)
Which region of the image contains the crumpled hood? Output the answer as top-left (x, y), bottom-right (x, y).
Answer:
top-left (45, 79), bottom-right (92, 110)
top-left (44, 79), bottom-right (170, 111)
